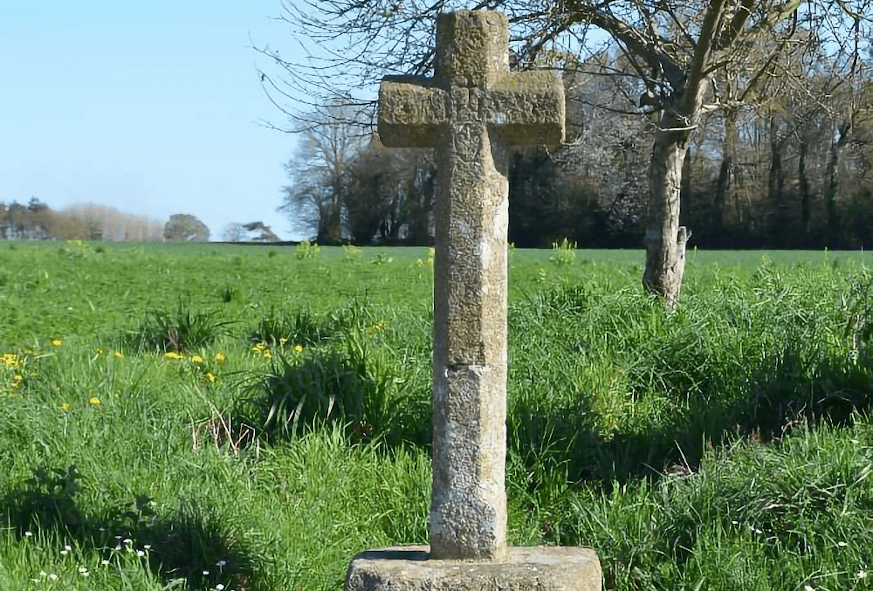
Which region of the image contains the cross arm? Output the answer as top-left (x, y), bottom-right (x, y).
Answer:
top-left (379, 76), bottom-right (448, 148)
top-left (489, 71), bottom-right (565, 145)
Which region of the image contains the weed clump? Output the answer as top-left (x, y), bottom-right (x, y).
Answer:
top-left (127, 301), bottom-right (232, 353)
top-left (219, 285), bottom-right (246, 304)
top-left (243, 331), bottom-right (429, 446)
top-left (249, 302), bottom-right (368, 348)
top-left (550, 238), bottom-right (577, 265)
top-left (294, 240), bottom-right (320, 259)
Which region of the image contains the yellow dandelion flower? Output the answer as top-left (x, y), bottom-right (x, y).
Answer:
top-left (13, 375), bottom-right (22, 381)
top-left (61, 402), bottom-right (70, 411)
top-left (206, 372), bottom-right (216, 382)
top-left (164, 352), bottom-right (184, 360)
top-left (88, 397), bottom-right (100, 406)
top-left (96, 348), bottom-right (104, 356)
top-left (214, 352), bottom-right (226, 362)
top-left (263, 350), bottom-right (273, 359)
top-left (113, 351), bottom-right (124, 359)
top-left (50, 339), bottom-right (62, 347)
top-left (251, 344), bottom-right (265, 353)
top-left (191, 355), bottom-right (204, 364)
top-left (293, 344), bottom-right (303, 353)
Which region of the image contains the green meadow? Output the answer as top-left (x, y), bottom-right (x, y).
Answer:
top-left (0, 240), bottom-right (871, 591)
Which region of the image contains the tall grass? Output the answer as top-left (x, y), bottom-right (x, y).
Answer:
top-left (0, 243), bottom-right (870, 590)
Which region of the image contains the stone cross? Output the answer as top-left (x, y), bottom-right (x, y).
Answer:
top-left (378, 10), bottom-right (564, 561)
top-left (345, 11), bottom-right (600, 590)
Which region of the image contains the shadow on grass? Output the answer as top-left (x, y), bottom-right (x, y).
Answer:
top-left (509, 340), bottom-right (872, 491)
top-left (505, 273), bottom-right (873, 494)
top-left (1, 465), bottom-right (269, 591)
top-left (506, 331), bottom-right (871, 588)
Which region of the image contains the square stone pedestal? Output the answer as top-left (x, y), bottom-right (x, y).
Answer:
top-left (345, 546), bottom-right (602, 591)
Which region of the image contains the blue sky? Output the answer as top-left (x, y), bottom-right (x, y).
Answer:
top-left (1, 0), bottom-right (311, 240)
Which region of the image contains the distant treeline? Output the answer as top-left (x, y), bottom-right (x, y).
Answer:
top-left (0, 199), bottom-right (164, 241)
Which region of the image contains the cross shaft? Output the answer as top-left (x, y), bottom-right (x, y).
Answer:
top-left (378, 10), bottom-right (564, 560)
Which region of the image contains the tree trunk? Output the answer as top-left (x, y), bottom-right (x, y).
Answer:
top-left (712, 109), bottom-right (737, 239)
top-left (798, 135), bottom-right (811, 238)
top-left (680, 142), bottom-right (693, 225)
top-left (643, 93), bottom-right (703, 311)
top-left (411, 165), bottom-right (436, 244)
top-left (767, 115), bottom-right (785, 244)
top-left (825, 122), bottom-right (850, 248)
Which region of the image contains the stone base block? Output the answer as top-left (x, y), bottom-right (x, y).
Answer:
top-left (345, 545), bottom-right (601, 591)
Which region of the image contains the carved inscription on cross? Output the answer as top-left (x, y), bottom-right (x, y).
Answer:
top-left (378, 10), bottom-right (565, 561)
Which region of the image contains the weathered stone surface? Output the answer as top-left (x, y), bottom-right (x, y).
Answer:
top-left (431, 363), bottom-right (507, 559)
top-left (377, 10), bottom-right (564, 562)
top-left (345, 546), bottom-right (602, 591)
top-left (379, 78), bottom-right (564, 147)
top-left (378, 11), bottom-right (564, 149)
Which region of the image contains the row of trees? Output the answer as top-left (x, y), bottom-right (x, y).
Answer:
top-left (1, 200), bottom-right (286, 244)
top-left (280, 103), bottom-right (436, 245)
top-left (158, 217), bottom-right (285, 242)
top-left (268, 0), bottom-right (871, 307)
top-left (162, 217), bottom-right (284, 242)
top-left (0, 199), bottom-right (165, 241)
top-left (278, 23), bottom-right (873, 251)
top-left (281, 56), bottom-right (873, 251)
top-left (221, 221), bottom-right (281, 242)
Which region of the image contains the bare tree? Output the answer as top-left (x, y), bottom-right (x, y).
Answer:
top-left (558, 52), bottom-right (651, 239)
top-left (278, 101), bottom-right (368, 242)
top-left (0, 201), bottom-right (164, 241)
top-left (261, 0), bottom-right (870, 309)
top-left (222, 222), bottom-right (248, 242)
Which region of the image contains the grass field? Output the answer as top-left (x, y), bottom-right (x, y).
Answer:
top-left (0, 240), bottom-right (871, 591)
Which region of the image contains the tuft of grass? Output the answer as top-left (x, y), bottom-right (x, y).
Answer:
top-left (251, 308), bottom-right (337, 348)
top-left (241, 330), bottom-right (429, 446)
top-left (250, 301), bottom-right (373, 349)
top-left (219, 285), bottom-right (246, 304)
top-left (127, 301), bottom-right (233, 353)
top-left (342, 244), bottom-right (362, 261)
top-left (371, 252), bottom-right (394, 265)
